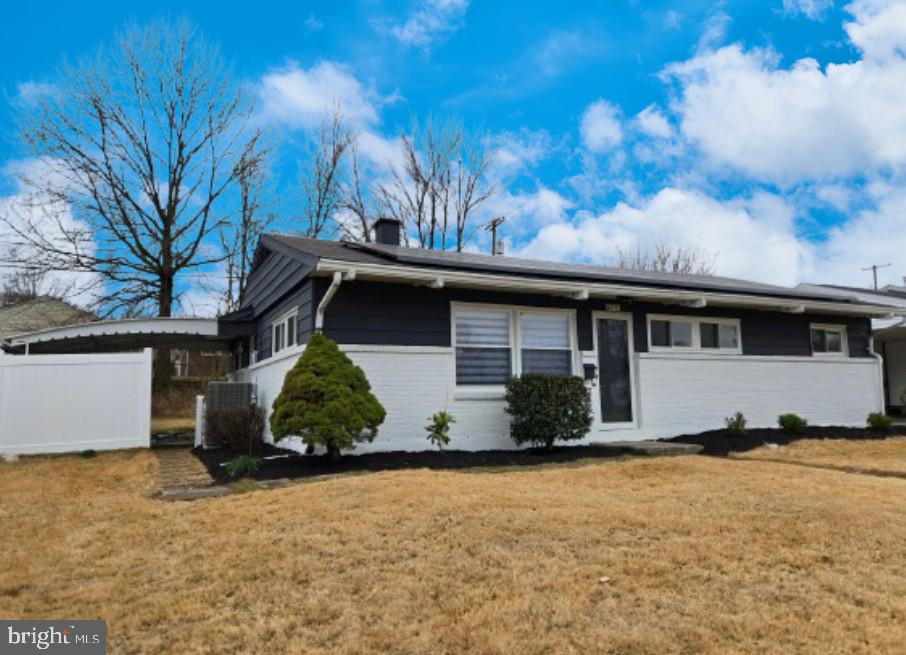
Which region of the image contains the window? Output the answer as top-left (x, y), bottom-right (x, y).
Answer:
top-left (520, 312), bottom-right (572, 375)
top-left (453, 305), bottom-right (575, 385)
top-left (648, 315), bottom-right (741, 353)
top-left (454, 308), bottom-right (512, 385)
top-left (271, 310), bottom-right (298, 354)
top-left (810, 324), bottom-right (846, 356)
top-left (650, 318), bottom-right (693, 348)
top-left (700, 321), bottom-right (739, 350)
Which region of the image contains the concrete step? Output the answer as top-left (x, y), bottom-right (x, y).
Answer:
top-left (590, 440), bottom-right (704, 456)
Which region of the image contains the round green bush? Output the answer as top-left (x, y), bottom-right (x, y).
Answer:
top-left (504, 374), bottom-right (592, 449)
top-left (778, 413), bottom-right (808, 436)
top-left (270, 333), bottom-right (386, 458)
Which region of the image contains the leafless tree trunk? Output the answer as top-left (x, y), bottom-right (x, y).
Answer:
top-left (299, 110), bottom-right (352, 238)
top-left (3, 19), bottom-right (263, 318)
top-left (337, 138), bottom-right (373, 242)
top-left (220, 150), bottom-right (274, 311)
top-left (616, 243), bottom-right (716, 276)
top-left (454, 134), bottom-right (494, 252)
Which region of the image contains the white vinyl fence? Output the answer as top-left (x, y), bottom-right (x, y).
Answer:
top-left (0, 349), bottom-right (152, 455)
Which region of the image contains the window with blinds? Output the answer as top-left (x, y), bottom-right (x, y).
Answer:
top-left (519, 312), bottom-right (572, 375)
top-left (454, 309), bottom-right (512, 384)
top-left (454, 306), bottom-right (575, 385)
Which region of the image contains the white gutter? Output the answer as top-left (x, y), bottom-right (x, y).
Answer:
top-left (869, 336), bottom-right (887, 412)
top-left (315, 259), bottom-right (904, 318)
top-left (315, 269), bottom-right (356, 331)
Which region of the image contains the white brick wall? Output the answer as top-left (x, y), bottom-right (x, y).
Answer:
top-left (633, 353), bottom-right (883, 438)
top-left (234, 345), bottom-right (884, 452)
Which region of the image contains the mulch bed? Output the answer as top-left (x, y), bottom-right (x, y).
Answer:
top-left (662, 426), bottom-right (897, 457)
top-left (195, 427), bottom-right (902, 483)
top-left (195, 442), bottom-right (634, 484)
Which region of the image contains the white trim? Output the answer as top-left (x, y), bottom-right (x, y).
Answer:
top-left (591, 310), bottom-right (639, 431)
top-left (450, 301), bottom-right (578, 389)
top-left (316, 258), bottom-right (902, 317)
top-left (245, 340), bottom-right (306, 371)
top-left (271, 309), bottom-right (298, 354)
top-left (810, 323), bottom-right (848, 357)
top-left (638, 352), bottom-right (871, 364)
top-left (647, 314), bottom-right (742, 355)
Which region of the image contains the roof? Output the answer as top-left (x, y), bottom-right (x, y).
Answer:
top-left (0, 297), bottom-right (96, 342)
top-left (2, 317), bottom-right (229, 354)
top-left (264, 234), bottom-right (905, 310)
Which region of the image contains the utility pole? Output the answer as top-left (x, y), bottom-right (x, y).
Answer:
top-left (862, 263), bottom-right (892, 290)
top-left (484, 216), bottom-right (506, 256)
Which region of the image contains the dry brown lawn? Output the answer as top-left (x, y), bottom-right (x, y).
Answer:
top-left (1, 446), bottom-right (906, 654)
top-left (737, 436), bottom-right (906, 476)
top-left (150, 417), bottom-right (195, 433)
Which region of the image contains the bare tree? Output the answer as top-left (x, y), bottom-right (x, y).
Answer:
top-left (616, 244), bottom-right (716, 276)
top-left (453, 133), bottom-right (494, 251)
top-left (376, 117), bottom-right (492, 251)
top-left (220, 151), bottom-right (275, 311)
top-left (299, 109), bottom-right (353, 238)
top-left (4, 19), bottom-right (263, 318)
top-left (337, 138), bottom-right (374, 242)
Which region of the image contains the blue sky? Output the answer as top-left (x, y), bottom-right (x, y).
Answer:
top-left (2, 0), bottom-right (906, 313)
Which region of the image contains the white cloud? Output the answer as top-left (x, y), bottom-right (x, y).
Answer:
top-left (633, 105), bottom-right (673, 139)
top-left (258, 61), bottom-right (382, 130)
top-left (515, 188), bottom-right (809, 285)
top-left (15, 81), bottom-right (57, 105)
top-left (379, 0), bottom-right (469, 48)
top-left (580, 100), bottom-right (623, 153)
top-left (487, 129), bottom-right (555, 182)
top-left (304, 14), bottom-right (324, 31)
top-left (0, 159), bottom-right (101, 306)
top-left (844, 0), bottom-right (906, 60)
top-left (782, 0), bottom-right (834, 20)
top-left (664, 43), bottom-right (906, 184)
top-left (810, 183), bottom-right (906, 286)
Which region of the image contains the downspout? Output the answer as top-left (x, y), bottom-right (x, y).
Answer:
top-left (315, 270), bottom-right (355, 332)
top-left (869, 335), bottom-right (887, 413)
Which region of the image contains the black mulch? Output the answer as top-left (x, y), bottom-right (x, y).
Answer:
top-left (195, 442), bottom-right (637, 483)
top-left (662, 426), bottom-right (897, 457)
top-left (195, 427), bottom-right (902, 483)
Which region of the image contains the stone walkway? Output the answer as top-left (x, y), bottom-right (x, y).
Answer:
top-left (154, 448), bottom-right (226, 500)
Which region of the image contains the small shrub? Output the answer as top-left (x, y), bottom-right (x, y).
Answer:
top-left (725, 412), bottom-right (747, 437)
top-left (225, 455), bottom-right (262, 479)
top-left (270, 333), bottom-right (386, 459)
top-left (867, 412), bottom-right (893, 431)
top-left (505, 374), bottom-right (592, 450)
top-left (425, 411), bottom-right (455, 450)
top-left (80, 449), bottom-right (97, 459)
top-left (205, 406), bottom-right (265, 455)
top-left (778, 413), bottom-right (808, 436)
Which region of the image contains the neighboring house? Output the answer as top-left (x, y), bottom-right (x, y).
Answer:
top-left (0, 296), bottom-right (96, 344)
top-left (222, 218), bottom-right (903, 452)
top-left (799, 282), bottom-right (906, 414)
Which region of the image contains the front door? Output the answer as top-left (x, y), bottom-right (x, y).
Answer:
top-left (596, 316), bottom-right (634, 424)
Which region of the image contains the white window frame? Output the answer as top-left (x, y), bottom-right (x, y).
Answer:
top-left (451, 302), bottom-right (578, 389)
top-left (647, 314), bottom-right (743, 355)
top-left (810, 323), bottom-right (848, 357)
top-left (271, 310), bottom-right (298, 355)
top-left (591, 310), bottom-right (639, 431)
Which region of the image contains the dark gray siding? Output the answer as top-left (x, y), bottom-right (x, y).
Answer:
top-left (316, 280), bottom-right (873, 359)
top-left (241, 251), bottom-right (313, 318)
top-left (630, 302), bottom-right (873, 358)
top-left (253, 280), bottom-right (315, 361)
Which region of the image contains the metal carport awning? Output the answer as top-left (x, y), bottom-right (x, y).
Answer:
top-left (2, 317), bottom-right (239, 355)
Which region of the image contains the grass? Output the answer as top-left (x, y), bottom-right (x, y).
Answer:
top-left (737, 436), bottom-right (906, 476)
top-left (1, 445), bottom-right (906, 654)
top-left (150, 416), bottom-right (195, 433)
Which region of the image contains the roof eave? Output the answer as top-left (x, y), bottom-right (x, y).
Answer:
top-left (315, 258), bottom-right (903, 317)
